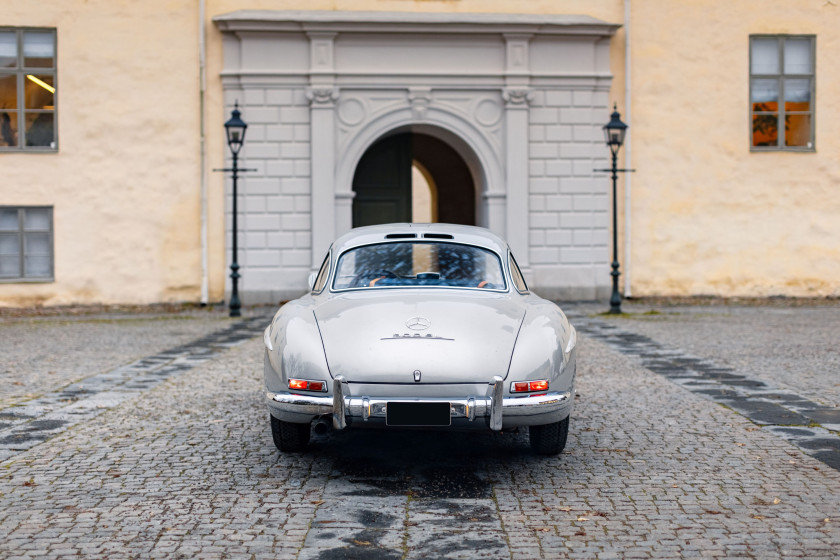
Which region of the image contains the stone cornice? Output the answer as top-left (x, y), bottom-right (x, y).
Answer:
top-left (213, 10), bottom-right (620, 37)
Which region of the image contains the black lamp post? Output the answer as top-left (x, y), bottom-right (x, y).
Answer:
top-left (223, 102), bottom-right (248, 317)
top-left (602, 104), bottom-right (630, 314)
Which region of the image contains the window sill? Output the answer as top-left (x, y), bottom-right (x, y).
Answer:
top-left (0, 277), bottom-right (55, 284)
top-left (750, 147), bottom-right (816, 153)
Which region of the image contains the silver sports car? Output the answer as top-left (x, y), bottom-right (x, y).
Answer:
top-left (262, 223), bottom-right (577, 455)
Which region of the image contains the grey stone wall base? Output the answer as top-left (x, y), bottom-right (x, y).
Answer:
top-left (228, 289), bottom-right (308, 306)
top-left (531, 284), bottom-right (612, 303)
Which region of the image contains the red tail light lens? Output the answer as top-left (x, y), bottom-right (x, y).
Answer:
top-left (512, 382), bottom-right (529, 392)
top-left (308, 381), bottom-right (325, 392)
top-left (289, 379), bottom-right (308, 390)
top-left (529, 380), bottom-right (549, 392)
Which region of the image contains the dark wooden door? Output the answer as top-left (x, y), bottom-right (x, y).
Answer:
top-left (352, 133), bottom-right (412, 227)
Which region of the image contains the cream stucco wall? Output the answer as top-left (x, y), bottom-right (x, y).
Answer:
top-left (1, 0), bottom-right (202, 306)
top-left (628, 0), bottom-right (840, 296)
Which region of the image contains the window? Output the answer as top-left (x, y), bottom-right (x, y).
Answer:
top-left (0, 28), bottom-right (57, 151)
top-left (750, 35), bottom-right (814, 150)
top-left (509, 253), bottom-right (528, 293)
top-left (0, 206), bottom-right (53, 281)
top-left (332, 242), bottom-right (506, 291)
top-left (312, 252), bottom-right (330, 293)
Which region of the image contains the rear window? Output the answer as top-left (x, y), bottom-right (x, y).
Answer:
top-left (332, 242), bottom-right (506, 291)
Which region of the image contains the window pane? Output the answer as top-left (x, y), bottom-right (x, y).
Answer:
top-left (784, 38), bottom-right (811, 74)
top-left (24, 232), bottom-right (50, 255)
top-left (0, 32), bottom-right (16, 68)
top-left (0, 209), bottom-right (18, 230)
top-left (24, 112), bottom-right (53, 147)
top-left (784, 78), bottom-right (811, 111)
top-left (751, 79), bottom-right (778, 111)
top-left (751, 38), bottom-right (778, 74)
top-left (23, 31), bottom-right (54, 68)
top-left (785, 114), bottom-right (811, 147)
top-left (333, 242), bottom-right (506, 290)
top-left (23, 208), bottom-right (49, 230)
top-left (0, 255), bottom-right (20, 276)
top-left (24, 74), bottom-right (54, 109)
top-left (0, 73), bottom-right (17, 109)
top-left (24, 255), bottom-right (50, 277)
top-left (0, 110), bottom-right (17, 147)
top-left (752, 114), bottom-right (778, 147)
top-left (0, 232), bottom-right (19, 255)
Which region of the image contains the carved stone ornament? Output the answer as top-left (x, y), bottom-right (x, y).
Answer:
top-left (502, 88), bottom-right (534, 106)
top-left (306, 87), bottom-right (339, 106)
top-left (408, 88), bottom-right (432, 120)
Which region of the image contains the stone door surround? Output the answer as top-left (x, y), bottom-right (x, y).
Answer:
top-left (215, 11), bottom-right (618, 301)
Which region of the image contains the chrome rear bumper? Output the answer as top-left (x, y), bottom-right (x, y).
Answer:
top-left (265, 375), bottom-right (572, 430)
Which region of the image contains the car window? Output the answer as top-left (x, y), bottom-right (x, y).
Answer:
top-left (312, 252), bottom-right (330, 292)
top-left (509, 253), bottom-right (528, 293)
top-left (332, 242), bottom-right (506, 291)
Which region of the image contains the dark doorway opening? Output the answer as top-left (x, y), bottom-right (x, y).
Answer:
top-left (352, 132), bottom-right (476, 228)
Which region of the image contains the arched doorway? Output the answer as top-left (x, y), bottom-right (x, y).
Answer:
top-left (352, 132), bottom-right (476, 227)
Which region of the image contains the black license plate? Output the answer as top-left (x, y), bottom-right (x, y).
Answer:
top-left (386, 402), bottom-right (451, 427)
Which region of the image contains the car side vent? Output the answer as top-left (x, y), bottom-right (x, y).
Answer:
top-left (385, 233), bottom-right (417, 239)
top-left (422, 233), bottom-right (454, 239)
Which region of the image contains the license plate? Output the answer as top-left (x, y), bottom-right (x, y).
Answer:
top-left (386, 402), bottom-right (451, 427)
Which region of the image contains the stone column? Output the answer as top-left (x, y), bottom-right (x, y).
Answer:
top-left (307, 33), bottom-right (338, 268)
top-left (503, 34), bottom-right (533, 270)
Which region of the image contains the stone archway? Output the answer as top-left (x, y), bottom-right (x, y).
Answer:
top-left (351, 131), bottom-right (477, 227)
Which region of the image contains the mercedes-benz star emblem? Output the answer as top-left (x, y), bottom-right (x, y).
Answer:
top-left (406, 317), bottom-right (431, 330)
top-left (413, 370), bottom-right (422, 382)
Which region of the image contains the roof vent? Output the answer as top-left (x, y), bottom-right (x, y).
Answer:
top-left (385, 233), bottom-right (417, 239)
top-left (422, 233), bottom-right (454, 239)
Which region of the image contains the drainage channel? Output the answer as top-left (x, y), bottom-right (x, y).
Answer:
top-left (570, 314), bottom-right (840, 472)
top-left (0, 315), bottom-right (270, 463)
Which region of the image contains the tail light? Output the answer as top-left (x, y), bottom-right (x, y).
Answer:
top-left (288, 379), bottom-right (327, 392)
top-left (510, 379), bottom-right (549, 393)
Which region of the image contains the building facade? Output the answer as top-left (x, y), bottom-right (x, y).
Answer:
top-left (1, 0), bottom-right (838, 307)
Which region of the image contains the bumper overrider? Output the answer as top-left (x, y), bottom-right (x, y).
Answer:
top-left (265, 375), bottom-right (573, 430)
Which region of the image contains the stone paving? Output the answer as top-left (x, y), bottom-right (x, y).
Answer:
top-left (0, 304), bottom-right (838, 558)
top-left (0, 313), bottom-right (234, 408)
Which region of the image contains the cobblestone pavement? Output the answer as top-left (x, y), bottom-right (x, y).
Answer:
top-left (0, 305), bottom-right (839, 558)
top-left (0, 312), bottom-right (235, 408)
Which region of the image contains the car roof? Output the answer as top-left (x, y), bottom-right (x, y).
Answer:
top-left (331, 223), bottom-right (509, 255)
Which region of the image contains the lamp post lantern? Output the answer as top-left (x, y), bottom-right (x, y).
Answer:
top-left (601, 104), bottom-right (630, 314)
top-left (223, 102), bottom-right (248, 317)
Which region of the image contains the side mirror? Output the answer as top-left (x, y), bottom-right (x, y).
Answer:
top-left (307, 271), bottom-right (317, 291)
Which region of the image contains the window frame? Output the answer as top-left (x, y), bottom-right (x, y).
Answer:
top-left (0, 205), bottom-right (54, 282)
top-left (0, 27), bottom-right (58, 152)
top-left (749, 34), bottom-right (815, 152)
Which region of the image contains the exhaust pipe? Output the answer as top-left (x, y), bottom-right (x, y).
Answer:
top-left (312, 417), bottom-right (331, 435)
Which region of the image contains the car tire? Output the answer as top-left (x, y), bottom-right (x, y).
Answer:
top-left (529, 416), bottom-right (569, 456)
top-left (270, 415), bottom-right (311, 452)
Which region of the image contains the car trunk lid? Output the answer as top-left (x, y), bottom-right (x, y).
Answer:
top-left (314, 291), bottom-right (524, 384)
